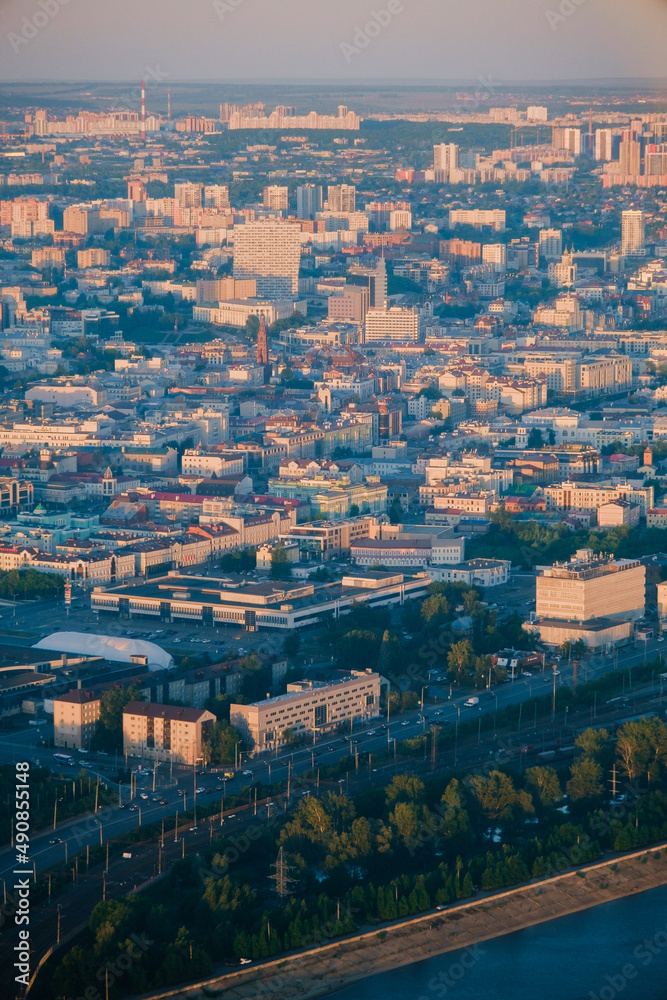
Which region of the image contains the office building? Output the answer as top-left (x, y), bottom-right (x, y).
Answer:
top-left (327, 284), bottom-right (369, 323)
top-left (122, 702), bottom-right (216, 765)
top-left (621, 210), bottom-right (646, 255)
top-left (230, 671), bottom-right (382, 750)
top-left (53, 690), bottom-right (101, 750)
top-left (91, 571), bottom-right (429, 632)
top-left (263, 185), bottom-right (289, 211)
top-left (296, 184), bottom-right (323, 220)
top-left (233, 220), bottom-right (302, 297)
top-left (327, 184), bottom-right (356, 213)
top-left (536, 549), bottom-right (645, 623)
top-left (365, 306), bottom-right (420, 343)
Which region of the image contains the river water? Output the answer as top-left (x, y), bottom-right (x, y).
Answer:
top-left (330, 885), bottom-right (667, 1000)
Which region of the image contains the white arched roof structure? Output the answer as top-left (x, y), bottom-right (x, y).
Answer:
top-left (33, 632), bottom-right (175, 671)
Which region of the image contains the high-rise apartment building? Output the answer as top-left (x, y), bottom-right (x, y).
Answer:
top-left (433, 143), bottom-right (459, 181)
top-left (296, 184), bottom-right (322, 220)
top-left (553, 127), bottom-right (581, 156)
top-left (174, 182), bottom-right (203, 208)
top-left (263, 185), bottom-right (289, 211)
top-left (373, 256), bottom-right (388, 309)
top-left (204, 185), bottom-right (229, 208)
top-left (482, 243), bottom-right (507, 272)
top-left (618, 133), bottom-right (641, 177)
top-left (539, 228), bottom-right (564, 260)
top-left (233, 220), bottom-right (302, 297)
top-left (327, 184), bottom-right (356, 213)
top-left (595, 128), bottom-right (614, 161)
top-left (621, 210), bottom-right (645, 255)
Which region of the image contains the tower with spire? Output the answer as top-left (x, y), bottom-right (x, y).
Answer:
top-left (256, 312), bottom-right (269, 365)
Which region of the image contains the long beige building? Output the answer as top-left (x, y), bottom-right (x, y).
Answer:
top-left (536, 549), bottom-right (645, 623)
top-left (53, 690), bottom-right (101, 749)
top-left (543, 481), bottom-right (654, 518)
top-left (122, 701), bottom-right (216, 765)
top-left (231, 670), bottom-right (382, 751)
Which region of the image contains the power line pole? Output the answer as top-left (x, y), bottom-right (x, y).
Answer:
top-left (270, 847), bottom-right (295, 898)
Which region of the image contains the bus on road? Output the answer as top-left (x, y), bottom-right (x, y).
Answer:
top-left (53, 753), bottom-right (75, 766)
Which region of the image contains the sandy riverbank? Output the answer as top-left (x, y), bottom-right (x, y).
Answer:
top-left (134, 843), bottom-right (667, 1000)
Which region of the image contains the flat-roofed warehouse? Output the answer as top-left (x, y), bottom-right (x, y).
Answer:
top-left (91, 570), bottom-right (431, 631)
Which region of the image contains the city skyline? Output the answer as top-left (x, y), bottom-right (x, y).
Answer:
top-left (0, 0), bottom-right (666, 82)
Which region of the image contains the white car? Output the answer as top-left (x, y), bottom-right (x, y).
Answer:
top-left (242, 770), bottom-right (253, 777)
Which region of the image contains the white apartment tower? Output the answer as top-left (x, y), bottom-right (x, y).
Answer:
top-left (233, 220), bottom-right (302, 297)
top-left (595, 129), bottom-right (614, 161)
top-left (327, 184), bottom-right (356, 213)
top-left (204, 185), bottom-right (230, 208)
top-left (433, 143), bottom-right (459, 181)
top-left (263, 185), bottom-right (289, 211)
top-left (621, 210), bottom-right (646, 256)
top-left (174, 182), bottom-right (203, 208)
top-left (296, 184), bottom-right (322, 220)
top-left (539, 228), bottom-right (563, 260)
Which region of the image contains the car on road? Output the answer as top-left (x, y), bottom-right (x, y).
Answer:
top-left (401, 721), bottom-right (410, 726)
top-left (49, 837), bottom-right (62, 845)
top-left (326, 745), bottom-right (334, 751)
top-left (195, 786), bottom-right (206, 793)
top-left (140, 792), bottom-right (149, 799)
top-left (128, 805), bottom-right (138, 811)
top-left (81, 761), bottom-right (94, 769)
top-left (227, 814), bottom-right (236, 820)
top-left (242, 770), bottom-right (253, 777)
top-left (522, 671), bottom-right (533, 678)
top-left (98, 750), bottom-right (108, 756)
top-left (152, 796), bottom-right (160, 802)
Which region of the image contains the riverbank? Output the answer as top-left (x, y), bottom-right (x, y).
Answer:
top-left (134, 844), bottom-right (667, 1000)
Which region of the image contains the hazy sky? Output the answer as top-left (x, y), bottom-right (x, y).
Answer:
top-left (1, 0), bottom-right (667, 82)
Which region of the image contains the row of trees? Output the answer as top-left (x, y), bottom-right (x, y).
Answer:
top-left (48, 716), bottom-right (667, 998)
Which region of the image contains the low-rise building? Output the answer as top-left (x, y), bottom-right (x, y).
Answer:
top-left (230, 670), bottom-right (382, 751)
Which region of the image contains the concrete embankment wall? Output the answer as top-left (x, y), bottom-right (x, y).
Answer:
top-left (133, 843), bottom-right (667, 1000)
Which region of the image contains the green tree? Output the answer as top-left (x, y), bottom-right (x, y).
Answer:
top-left (527, 427), bottom-right (544, 449)
top-left (270, 543), bottom-right (293, 580)
top-left (566, 758), bottom-right (604, 802)
top-left (525, 766), bottom-right (562, 807)
top-left (447, 639), bottom-right (475, 684)
top-left (95, 686), bottom-right (142, 749)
